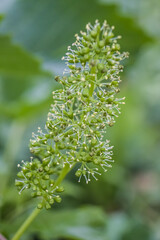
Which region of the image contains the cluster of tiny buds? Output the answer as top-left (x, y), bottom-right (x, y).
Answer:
top-left (16, 20), bottom-right (128, 209)
top-left (16, 157), bottom-right (64, 209)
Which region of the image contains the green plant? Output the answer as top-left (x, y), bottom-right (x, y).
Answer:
top-left (12, 20), bottom-right (128, 240)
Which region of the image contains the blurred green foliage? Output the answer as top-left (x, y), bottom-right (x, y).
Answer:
top-left (0, 0), bottom-right (160, 239)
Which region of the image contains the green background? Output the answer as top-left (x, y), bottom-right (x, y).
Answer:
top-left (0, 0), bottom-right (160, 239)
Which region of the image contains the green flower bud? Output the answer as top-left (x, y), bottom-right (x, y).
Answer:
top-left (83, 47), bottom-right (90, 54)
top-left (54, 195), bottom-right (61, 203)
top-left (33, 179), bottom-right (39, 185)
top-left (114, 43), bottom-right (120, 51)
top-left (45, 203), bottom-right (51, 210)
top-left (49, 198), bottom-right (54, 204)
top-left (90, 30), bottom-right (97, 38)
top-left (95, 47), bottom-right (101, 54)
top-left (108, 59), bottom-right (115, 66)
top-left (37, 191), bottom-right (42, 196)
top-left (43, 175), bottom-right (49, 180)
top-left (37, 203), bottom-right (43, 209)
top-left (42, 184), bottom-right (47, 190)
top-left (111, 81), bottom-right (119, 87)
top-left (26, 172), bottom-right (32, 178)
top-left (44, 166), bottom-right (50, 172)
top-left (32, 186), bottom-right (37, 191)
top-left (84, 54), bottom-right (89, 61)
top-left (42, 158), bottom-right (50, 166)
top-left (98, 40), bottom-right (105, 48)
top-left (97, 63), bottom-right (105, 71)
top-left (91, 138), bottom-right (97, 146)
top-left (83, 34), bottom-right (92, 41)
top-left (50, 179), bottom-right (55, 185)
top-left (56, 186), bottom-right (64, 193)
top-left (82, 88), bottom-right (89, 98)
top-left (75, 169), bottom-right (82, 177)
top-left (15, 180), bottom-right (23, 186)
top-left (17, 171), bottom-right (24, 179)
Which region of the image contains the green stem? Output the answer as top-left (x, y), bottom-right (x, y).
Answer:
top-left (11, 164), bottom-right (73, 240)
top-left (11, 208), bottom-right (41, 240)
top-left (54, 163), bottom-right (71, 186)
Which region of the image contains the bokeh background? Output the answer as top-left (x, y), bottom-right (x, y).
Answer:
top-left (0, 0), bottom-right (160, 239)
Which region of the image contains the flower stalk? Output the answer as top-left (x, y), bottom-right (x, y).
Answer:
top-left (11, 207), bottom-right (41, 240)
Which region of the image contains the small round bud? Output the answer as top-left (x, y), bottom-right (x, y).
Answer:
top-left (15, 180), bottom-right (23, 186)
top-left (98, 40), bottom-right (105, 48)
top-left (55, 195), bottom-right (62, 203)
top-left (33, 179), bottom-right (39, 185)
top-left (114, 43), bottom-right (120, 50)
top-left (43, 175), bottom-right (50, 180)
top-left (17, 172), bottom-right (24, 178)
top-left (44, 166), bottom-right (50, 172)
top-left (83, 47), bottom-right (90, 54)
top-left (37, 203), bottom-right (43, 209)
top-left (82, 89), bottom-right (89, 98)
top-left (49, 198), bottom-right (54, 204)
top-left (45, 203), bottom-right (51, 210)
top-left (56, 186), bottom-right (64, 193)
top-left (37, 191), bottom-right (41, 196)
top-left (75, 170), bottom-right (82, 177)
top-left (26, 172), bottom-right (32, 178)
top-left (97, 63), bottom-right (105, 71)
top-left (90, 30), bottom-right (97, 38)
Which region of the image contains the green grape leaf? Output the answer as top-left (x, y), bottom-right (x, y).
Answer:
top-left (0, 35), bottom-right (48, 78)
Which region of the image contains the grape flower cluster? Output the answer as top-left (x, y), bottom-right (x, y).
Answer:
top-left (16, 20), bottom-right (128, 209)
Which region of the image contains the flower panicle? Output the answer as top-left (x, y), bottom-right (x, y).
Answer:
top-left (16, 20), bottom-right (128, 209)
